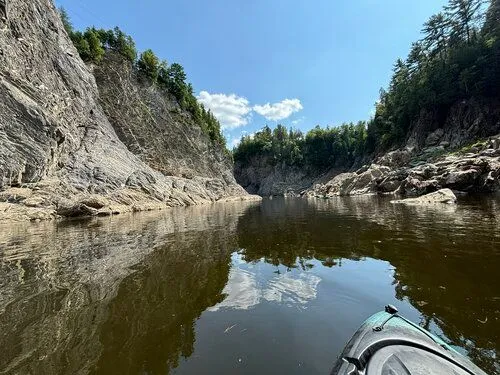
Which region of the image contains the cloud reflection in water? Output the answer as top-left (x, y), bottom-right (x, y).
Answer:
top-left (209, 253), bottom-right (321, 311)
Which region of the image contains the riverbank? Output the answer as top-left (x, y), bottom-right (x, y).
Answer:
top-left (307, 135), bottom-right (500, 198)
top-left (0, 0), bottom-right (260, 222)
top-left (0, 180), bottom-right (261, 222)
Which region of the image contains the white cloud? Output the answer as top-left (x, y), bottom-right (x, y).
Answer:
top-left (291, 116), bottom-right (305, 126)
top-left (253, 98), bottom-right (303, 121)
top-left (197, 91), bottom-right (304, 128)
top-left (197, 91), bottom-right (251, 130)
top-left (230, 138), bottom-right (240, 148)
top-left (208, 253), bottom-right (321, 312)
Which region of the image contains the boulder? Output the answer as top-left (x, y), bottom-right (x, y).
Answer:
top-left (23, 196), bottom-right (45, 207)
top-left (376, 148), bottom-right (414, 168)
top-left (79, 195), bottom-right (108, 209)
top-left (401, 178), bottom-right (439, 196)
top-left (391, 188), bottom-right (457, 205)
top-left (425, 128), bottom-right (444, 146)
top-left (378, 178), bottom-right (402, 193)
top-left (441, 169), bottom-right (481, 190)
top-left (56, 200), bottom-right (99, 217)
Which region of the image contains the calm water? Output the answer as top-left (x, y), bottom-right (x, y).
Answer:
top-left (0, 196), bottom-right (499, 375)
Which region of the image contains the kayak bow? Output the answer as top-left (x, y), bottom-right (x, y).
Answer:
top-left (331, 305), bottom-right (488, 375)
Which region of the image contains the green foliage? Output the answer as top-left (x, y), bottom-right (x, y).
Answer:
top-left (68, 28), bottom-right (104, 63)
top-left (483, 0), bottom-right (500, 37)
top-left (234, 122), bottom-right (367, 170)
top-left (156, 62), bottom-right (225, 145)
top-left (84, 28), bottom-right (105, 63)
top-left (367, 0), bottom-right (498, 152)
top-left (158, 63), bottom-right (187, 101)
top-left (445, 0), bottom-right (484, 43)
top-left (107, 27), bottom-right (138, 62)
top-left (60, 0), bottom-right (498, 159)
top-left (201, 105), bottom-right (225, 145)
top-left (58, 9), bottom-right (136, 64)
top-left (92, 27), bottom-right (138, 62)
top-left (138, 49), bottom-right (160, 81)
top-left (57, 9), bottom-right (224, 147)
top-left (59, 7), bottom-right (73, 35)
top-left (235, 1), bottom-right (498, 169)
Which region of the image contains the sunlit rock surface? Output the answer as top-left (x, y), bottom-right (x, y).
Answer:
top-left (0, 0), bottom-right (256, 221)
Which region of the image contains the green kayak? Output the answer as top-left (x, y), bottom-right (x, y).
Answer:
top-left (331, 305), bottom-right (488, 375)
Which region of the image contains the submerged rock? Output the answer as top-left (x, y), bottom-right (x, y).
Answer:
top-left (391, 189), bottom-right (457, 205)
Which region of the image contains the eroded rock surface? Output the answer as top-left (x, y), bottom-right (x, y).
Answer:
top-left (234, 98), bottom-right (500, 200)
top-left (391, 188), bottom-right (457, 205)
top-left (308, 135), bottom-right (500, 199)
top-left (0, 0), bottom-right (257, 221)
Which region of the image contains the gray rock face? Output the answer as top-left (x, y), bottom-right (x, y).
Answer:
top-left (309, 135), bottom-right (500, 199)
top-left (407, 98), bottom-right (500, 149)
top-left (391, 188), bottom-right (457, 205)
top-left (237, 135), bottom-right (500, 199)
top-left (93, 53), bottom-right (235, 181)
top-left (234, 161), bottom-right (318, 196)
top-left (310, 165), bottom-right (391, 197)
top-left (235, 98), bottom-right (500, 199)
top-left (0, 0), bottom-right (256, 220)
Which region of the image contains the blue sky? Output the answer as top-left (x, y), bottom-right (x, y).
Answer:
top-left (56, 0), bottom-right (447, 147)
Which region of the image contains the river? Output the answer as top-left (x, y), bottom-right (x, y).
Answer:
top-left (0, 196), bottom-right (499, 374)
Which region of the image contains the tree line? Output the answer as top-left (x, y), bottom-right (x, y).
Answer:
top-left (234, 123), bottom-right (367, 169)
top-left (59, 8), bottom-right (225, 147)
top-left (366, 0), bottom-right (499, 151)
top-left (235, 0), bottom-right (499, 168)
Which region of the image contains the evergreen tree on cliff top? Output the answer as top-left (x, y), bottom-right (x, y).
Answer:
top-left (235, 0), bottom-right (498, 168)
top-left (57, 8), bottom-right (225, 147)
top-left (445, 0), bottom-right (484, 43)
top-left (138, 49), bottom-right (160, 81)
top-left (483, 0), bottom-right (500, 36)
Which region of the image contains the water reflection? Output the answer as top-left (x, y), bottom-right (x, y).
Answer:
top-left (0, 203), bottom-right (253, 375)
top-left (236, 196), bottom-right (500, 373)
top-left (0, 196), bottom-right (498, 374)
top-left (209, 253), bottom-right (321, 311)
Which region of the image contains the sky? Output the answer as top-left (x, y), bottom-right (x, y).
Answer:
top-left (56, 0), bottom-right (448, 148)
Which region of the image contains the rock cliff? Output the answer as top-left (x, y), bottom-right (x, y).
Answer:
top-left (0, 0), bottom-right (255, 221)
top-left (308, 135), bottom-right (500, 199)
top-left (236, 100), bottom-right (500, 198)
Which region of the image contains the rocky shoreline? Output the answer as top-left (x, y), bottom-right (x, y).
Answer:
top-left (0, 178), bottom-right (260, 222)
top-left (0, 0), bottom-right (260, 222)
top-left (307, 135), bottom-right (500, 199)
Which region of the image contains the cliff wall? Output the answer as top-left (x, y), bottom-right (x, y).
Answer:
top-left (0, 0), bottom-right (255, 221)
top-left (235, 100), bottom-right (500, 197)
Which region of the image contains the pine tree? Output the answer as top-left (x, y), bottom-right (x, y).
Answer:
top-left (58, 7), bottom-right (73, 35)
top-left (138, 49), bottom-right (160, 81)
top-left (483, 0), bottom-right (500, 37)
top-left (83, 28), bottom-right (105, 63)
top-left (445, 0), bottom-right (484, 43)
top-left (422, 13), bottom-right (449, 57)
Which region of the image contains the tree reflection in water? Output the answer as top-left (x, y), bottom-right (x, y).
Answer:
top-left (0, 196), bottom-right (498, 374)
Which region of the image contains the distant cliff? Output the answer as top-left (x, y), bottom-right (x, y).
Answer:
top-left (235, 100), bottom-right (500, 197)
top-left (234, 0), bottom-right (500, 197)
top-left (93, 52), bottom-right (235, 183)
top-left (0, 0), bottom-right (256, 221)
